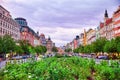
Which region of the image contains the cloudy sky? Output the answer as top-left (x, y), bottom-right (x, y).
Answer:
top-left (0, 0), bottom-right (120, 46)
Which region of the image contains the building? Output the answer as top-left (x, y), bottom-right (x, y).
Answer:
top-left (0, 5), bottom-right (20, 40)
top-left (105, 18), bottom-right (113, 40)
top-left (46, 37), bottom-right (53, 53)
top-left (99, 10), bottom-right (114, 40)
top-left (57, 47), bottom-right (65, 54)
top-left (15, 17), bottom-right (40, 46)
top-left (99, 10), bottom-right (109, 39)
top-left (86, 29), bottom-right (96, 44)
top-left (113, 6), bottom-right (120, 37)
top-left (99, 22), bottom-right (106, 38)
top-left (73, 35), bottom-right (80, 49)
top-left (83, 29), bottom-right (87, 46)
top-left (96, 26), bottom-right (100, 39)
top-left (79, 33), bottom-right (84, 46)
top-left (34, 32), bottom-right (41, 46)
top-left (40, 33), bottom-right (46, 46)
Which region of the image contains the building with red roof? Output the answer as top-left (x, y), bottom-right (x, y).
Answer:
top-left (113, 6), bottom-right (120, 37)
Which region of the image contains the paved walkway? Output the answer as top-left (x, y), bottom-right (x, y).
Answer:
top-left (0, 60), bottom-right (8, 69)
top-left (0, 57), bottom-right (41, 69)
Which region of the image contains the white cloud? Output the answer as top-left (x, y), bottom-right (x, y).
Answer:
top-left (32, 26), bottom-right (95, 46)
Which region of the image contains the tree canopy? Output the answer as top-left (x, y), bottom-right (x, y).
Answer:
top-left (0, 35), bottom-right (16, 54)
top-left (52, 46), bottom-right (58, 52)
top-left (73, 37), bottom-right (120, 54)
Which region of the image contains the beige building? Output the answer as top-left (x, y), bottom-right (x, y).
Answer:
top-left (86, 29), bottom-right (96, 45)
top-left (0, 5), bottom-right (20, 40)
top-left (105, 18), bottom-right (113, 40)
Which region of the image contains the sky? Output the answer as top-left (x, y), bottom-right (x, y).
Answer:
top-left (0, 0), bottom-right (120, 47)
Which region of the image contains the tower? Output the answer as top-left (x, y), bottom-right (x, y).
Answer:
top-left (104, 10), bottom-right (109, 21)
top-left (46, 36), bottom-right (53, 54)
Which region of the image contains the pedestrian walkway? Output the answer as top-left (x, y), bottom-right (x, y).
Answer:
top-left (0, 60), bottom-right (7, 68)
top-left (0, 57), bottom-right (41, 69)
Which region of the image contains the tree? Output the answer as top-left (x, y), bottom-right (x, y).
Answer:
top-left (115, 37), bottom-right (120, 54)
top-left (92, 37), bottom-right (108, 53)
top-left (104, 39), bottom-right (117, 53)
top-left (15, 45), bottom-right (24, 55)
top-left (28, 46), bottom-right (36, 54)
top-left (35, 45), bottom-right (47, 55)
top-left (78, 46), bottom-right (84, 53)
top-left (2, 35), bottom-right (16, 53)
top-left (19, 40), bottom-right (30, 54)
top-left (41, 46), bottom-right (47, 53)
top-left (73, 48), bottom-right (79, 53)
top-left (0, 37), bottom-right (2, 53)
top-left (83, 45), bottom-right (92, 53)
top-left (35, 46), bottom-right (42, 54)
top-left (0, 35), bottom-right (16, 58)
top-left (65, 48), bottom-right (72, 52)
top-left (52, 46), bottom-right (58, 52)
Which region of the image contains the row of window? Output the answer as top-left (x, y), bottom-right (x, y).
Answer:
top-left (115, 29), bottom-right (120, 34)
top-left (113, 15), bottom-right (120, 22)
top-left (16, 20), bottom-right (27, 26)
top-left (0, 27), bottom-right (19, 38)
top-left (0, 13), bottom-right (18, 26)
top-left (114, 23), bottom-right (120, 28)
top-left (0, 20), bottom-right (19, 32)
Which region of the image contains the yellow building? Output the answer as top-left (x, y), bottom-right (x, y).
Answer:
top-left (83, 29), bottom-right (87, 46)
top-left (86, 29), bottom-right (96, 45)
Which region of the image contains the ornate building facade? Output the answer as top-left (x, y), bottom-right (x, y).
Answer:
top-left (113, 6), bottom-right (120, 37)
top-left (40, 33), bottom-right (46, 46)
top-left (46, 37), bottom-right (53, 53)
top-left (0, 5), bottom-right (20, 40)
top-left (15, 17), bottom-right (40, 46)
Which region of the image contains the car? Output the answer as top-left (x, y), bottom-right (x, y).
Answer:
top-left (22, 56), bottom-right (27, 59)
top-left (97, 56), bottom-right (108, 60)
top-left (11, 56), bottom-right (22, 60)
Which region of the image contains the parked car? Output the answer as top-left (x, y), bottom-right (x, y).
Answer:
top-left (97, 56), bottom-right (108, 60)
top-left (22, 56), bottom-right (28, 59)
top-left (11, 56), bottom-right (22, 60)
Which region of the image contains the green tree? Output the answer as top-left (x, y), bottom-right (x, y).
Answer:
top-left (83, 45), bottom-right (92, 53)
top-left (35, 45), bottom-right (47, 55)
top-left (15, 45), bottom-right (24, 55)
top-left (41, 46), bottom-right (47, 53)
top-left (19, 40), bottom-right (30, 54)
top-left (0, 35), bottom-right (16, 58)
top-left (2, 35), bottom-right (16, 53)
top-left (73, 48), bottom-right (79, 53)
top-left (115, 37), bottom-right (120, 53)
top-left (52, 46), bottom-right (58, 52)
top-left (35, 46), bottom-right (42, 54)
top-left (28, 46), bottom-right (36, 54)
top-left (78, 46), bottom-right (84, 53)
top-left (0, 37), bottom-right (2, 53)
top-left (65, 48), bottom-right (72, 52)
top-left (92, 37), bottom-right (107, 53)
top-left (104, 39), bottom-right (117, 53)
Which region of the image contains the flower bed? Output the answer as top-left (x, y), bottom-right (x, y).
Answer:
top-left (0, 57), bottom-right (120, 80)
